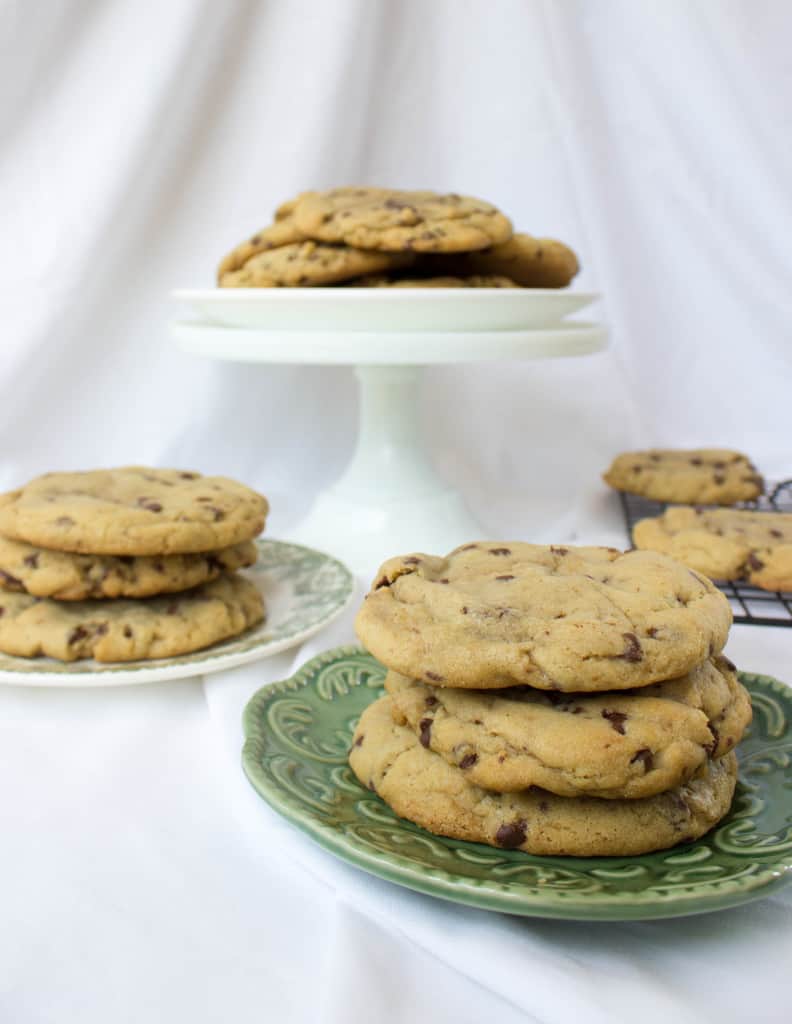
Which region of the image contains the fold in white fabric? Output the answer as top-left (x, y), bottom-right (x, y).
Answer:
top-left (3, 0), bottom-right (792, 1019)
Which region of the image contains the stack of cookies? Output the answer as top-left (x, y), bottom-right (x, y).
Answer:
top-left (351, 542), bottom-right (752, 857)
top-left (604, 447), bottom-right (792, 592)
top-left (0, 468), bottom-right (268, 663)
top-left (217, 187), bottom-right (579, 290)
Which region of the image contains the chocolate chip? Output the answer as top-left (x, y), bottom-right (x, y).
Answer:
top-left (354, 733), bottom-right (364, 747)
top-left (550, 546), bottom-right (568, 555)
top-left (0, 607), bottom-right (4, 618)
top-left (705, 725), bottom-right (720, 757)
top-left (207, 506), bottom-right (225, 522)
top-left (649, 454), bottom-right (661, 462)
top-left (419, 718), bottom-right (433, 748)
top-left (374, 575), bottom-right (390, 589)
top-left (123, 626), bottom-right (133, 638)
top-left (495, 574), bottom-right (515, 581)
top-left (631, 465), bottom-right (643, 473)
top-left (438, 578), bottom-right (449, 584)
top-left (96, 623), bottom-right (108, 636)
top-left (425, 695), bottom-right (438, 707)
top-left (459, 753), bottom-right (478, 769)
top-left (0, 569), bottom-right (21, 587)
top-left (495, 820), bottom-right (527, 849)
top-left (602, 709), bottom-right (628, 734)
top-left (720, 656), bottom-right (736, 671)
top-left (538, 800), bottom-right (549, 813)
top-left (250, 234), bottom-right (261, 245)
top-left (55, 516), bottom-right (75, 527)
top-left (68, 626), bottom-right (88, 644)
top-left (489, 547), bottom-right (511, 556)
top-left (23, 554), bottom-right (39, 569)
top-left (647, 626), bottom-right (658, 637)
top-left (137, 498), bottom-right (163, 513)
top-left (153, 560), bottom-right (165, 573)
top-left (620, 632), bottom-right (643, 663)
top-left (771, 529), bottom-right (783, 539)
top-left (458, 544), bottom-right (478, 551)
top-left (403, 557), bottom-right (421, 565)
top-left (713, 461), bottom-right (726, 469)
top-left (571, 707), bottom-right (584, 714)
top-left (461, 606), bottom-right (469, 614)
top-left (690, 457), bottom-right (703, 466)
top-left (368, 779), bottom-right (377, 793)
top-left (713, 474), bottom-right (726, 485)
top-left (748, 553), bottom-right (765, 571)
top-left (630, 748), bottom-right (654, 771)
top-left (425, 671), bottom-right (443, 682)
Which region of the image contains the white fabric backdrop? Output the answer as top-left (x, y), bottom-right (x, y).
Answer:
top-left (1, 1), bottom-right (791, 1021)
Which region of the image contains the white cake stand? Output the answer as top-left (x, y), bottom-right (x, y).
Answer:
top-left (171, 289), bottom-right (607, 573)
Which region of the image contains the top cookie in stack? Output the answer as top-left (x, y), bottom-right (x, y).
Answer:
top-left (217, 187), bottom-right (579, 290)
top-left (0, 467), bottom-right (268, 662)
top-left (351, 542), bottom-right (751, 857)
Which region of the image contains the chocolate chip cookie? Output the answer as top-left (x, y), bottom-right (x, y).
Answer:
top-left (421, 233), bottom-right (579, 288)
top-left (0, 574), bottom-right (264, 662)
top-left (356, 543), bottom-right (732, 693)
top-left (386, 655), bottom-right (750, 799)
top-left (0, 535), bottom-right (258, 600)
top-left (603, 449), bottom-right (763, 505)
top-left (634, 507), bottom-right (792, 592)
top-left (293, 188), bottom-right (513, 253)
top-left (217, 217), bottom-right (305, 280)
top-left (0, 468), bottom-right (268, 556)
top-left (349, 696), bottom-right (738, 856)
top-left (345, 274), bottom-right (519, 288)
top-left (218, 240), bottom-right (413, 287)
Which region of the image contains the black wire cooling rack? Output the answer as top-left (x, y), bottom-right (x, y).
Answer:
top-left (619, 479), bottom-right (792, 627)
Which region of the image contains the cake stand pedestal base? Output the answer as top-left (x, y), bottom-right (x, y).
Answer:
top-left (288, 366), bottom-right (483, 572)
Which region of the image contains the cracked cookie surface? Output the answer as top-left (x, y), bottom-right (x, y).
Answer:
top-left (218, 240), bottom-right (412, 287)
top-left (0, 467), bottom-right (268, 556)
top-left (355, 543), bottom-right (732, 692)
top-left (293, 188), bottom-right (513, 253)
top-left (0, 534), bottom-right (257, 600)
top-left (634, 507), bottom-right (792, 592)
top-left (386, 655), bottom-right (750, 799)
top-left (0, 574), bottom-right (264, 662)
top-left (349, 696), bottom-right (738, 857)
top-left (603, 449), bottom-right (763, 505)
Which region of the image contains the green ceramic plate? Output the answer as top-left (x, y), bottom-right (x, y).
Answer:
top-left (242, 646), bottom-right (792, 921)
top-left (0, 540), bottom-right (354, 687)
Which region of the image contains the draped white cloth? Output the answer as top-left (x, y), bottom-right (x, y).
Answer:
top-left (1, 1), bottom-right (791, 1020)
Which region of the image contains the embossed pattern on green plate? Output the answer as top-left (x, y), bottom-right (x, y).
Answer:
top-left (242, 646), bottom-right (792, 920)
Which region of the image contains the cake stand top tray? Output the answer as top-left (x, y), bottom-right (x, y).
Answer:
top-left (173, 286), bottom-right (599, 333)
top-left (171, 288), bottom-right (606, 366)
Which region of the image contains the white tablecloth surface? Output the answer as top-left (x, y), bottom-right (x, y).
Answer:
top-left (3, 495), bottom-right (791, 1024)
